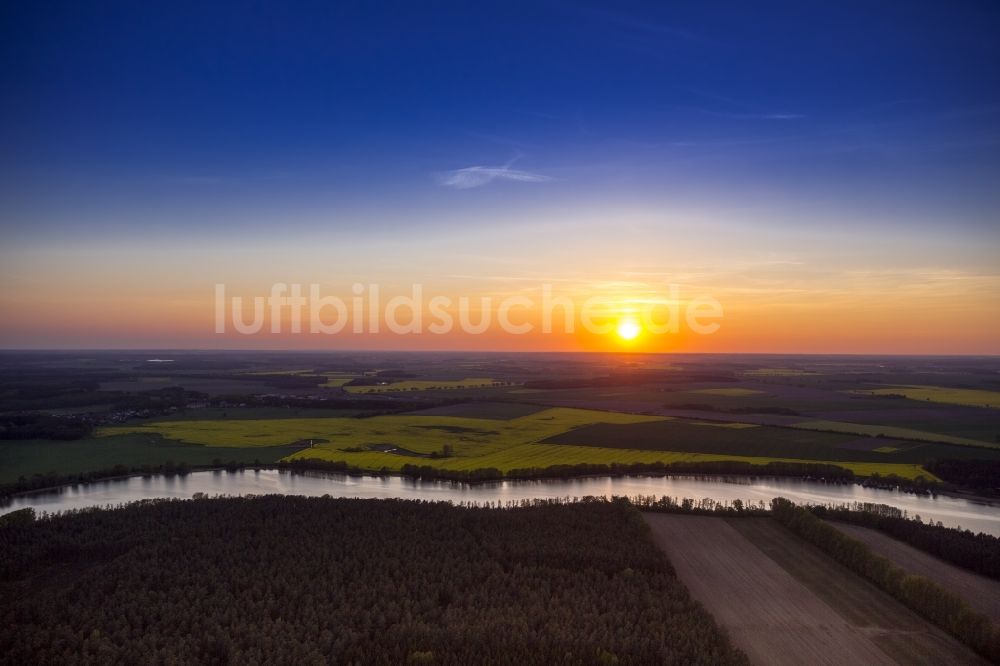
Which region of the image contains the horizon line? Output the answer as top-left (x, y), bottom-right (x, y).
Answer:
top-left (1, 347), bottom-right (997, 358)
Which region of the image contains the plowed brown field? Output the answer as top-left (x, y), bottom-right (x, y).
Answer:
top-left (644, 514), bottom-right (985, 665)
top-left (831, 521), bottom-right (1000, 622)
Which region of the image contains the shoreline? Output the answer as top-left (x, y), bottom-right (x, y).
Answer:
top-left (3, 462), bottom-right (993, 505)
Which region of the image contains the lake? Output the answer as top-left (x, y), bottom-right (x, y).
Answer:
top-left (3, 470), bottom-right (999, 535)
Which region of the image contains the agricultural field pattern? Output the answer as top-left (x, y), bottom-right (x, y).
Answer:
top-left (3, 352), bottom-right (1000, 485)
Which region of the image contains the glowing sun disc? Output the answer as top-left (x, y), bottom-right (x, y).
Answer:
top-left (616, 319), bottom-right (641, 341)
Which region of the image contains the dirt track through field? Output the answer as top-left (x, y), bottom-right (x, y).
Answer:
top-left (831, 521), bottom-right (1000, 622)
top-left (644, 514), bottom-right (985, 665)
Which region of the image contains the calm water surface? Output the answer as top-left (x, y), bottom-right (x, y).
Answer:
top-left (3, 470), bottom-right (999, 536)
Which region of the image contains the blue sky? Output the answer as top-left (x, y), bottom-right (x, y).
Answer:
top-left (3, 1), bottom-right (998, 233)
top-left (1, 1), bottom-right (998, 351)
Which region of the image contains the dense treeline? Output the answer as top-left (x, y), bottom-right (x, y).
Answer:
top-left (4, 453), bottom-right (941, 505)
top-left (208, 394), bottom-right (469, 413)
top-left (0, 461), bottom-right (201, 497)
top-left (0, 373), bottom-right (112, 412)
top-left (0, 456), bottom-right (320, 499)
top-left (0, 497), bottom-right (747, 665)
top-left (927, 459), bottom-right (1000, 495)
top-left (111, 386), bottom-right (207, 412)
top-left (812, 503), bottom-right (1000, 580)
top-left (862, 471), bottom-right (941, 493)
top-left (522, 372), bottom-right (733, 389)
top-left (0, 414), bottom-right (93, 440)
top-left (403, 460), bottom-right (857, 483)
top-left (630, 494), bottom-right (768, 515)
top-left (670, 403), bottom-right (801, 416)
top-left (770, 498), bottom-right (1000, 661)
top-left (0, 459), bottom-right (372, 500)
top-left (0, 457), bottom-right (863, 500)
top-left (511, 460), bottom-right (856, 481)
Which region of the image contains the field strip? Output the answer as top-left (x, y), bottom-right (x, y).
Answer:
top-left (791, 420), bottom-right (997, 448)
top-left (830, 521), bottom-right (1000, 622)
top-left (644, 514), bottom-right (985, 665)
top-left (847, 385), bottom-right (1000, 409)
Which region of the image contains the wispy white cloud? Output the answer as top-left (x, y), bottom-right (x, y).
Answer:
top-left (438, 158), bottom-right (553, 189)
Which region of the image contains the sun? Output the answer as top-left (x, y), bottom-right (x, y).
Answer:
top-left (616, 318), bottom-right (641, 341)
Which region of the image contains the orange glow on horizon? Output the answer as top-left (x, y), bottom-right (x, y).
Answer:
top-left (1, 266), bottom-right (998, 353)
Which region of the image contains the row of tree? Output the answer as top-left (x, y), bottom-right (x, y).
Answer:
top-left (0, 496), bottom-right (747, 665)
top-left (926, 459), bottom-right (1000, 495)
top-left (812, 502), bottom-right (1000, 579)
top-left (522, 371), bottom-right (733, 389)
top-left (770, 498), bottom-right (1000, 661)
top-left (4, 454), bottom-right (951, 509)
top-left (511, 460), bottom-right (857, 481)
top-left (207, 394), bottom-right (468, 413)
top-left (0, 457), bottom-right (872, 500)
top-left (0, 413), bottom-right (93, 440)
top-left (401, 460), bottom-right (859, 483)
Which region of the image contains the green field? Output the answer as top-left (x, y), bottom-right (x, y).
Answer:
top-left (344, 377), bottom-right (500, 393)
top-left (791, 420), bottom-right (998, 448)
top-left (0, 435), bottom-right (304, 483)
top-left (136, 407), bottom-right (380, 422)
top-left (320, 377), bottom-right (354, 387)
top-left (99, 408), bottom-right (665, 451)
top-left (405, 401), bottom-right (548, 419)
top-left (692, 388), bottom-right (765, 397)
top-left (5, 352), bottom-right (1000, 489)
top-left (741, 368), bottom-right (819, 377)
top-left (95, 407), bottom-right (935, 480)
top-left (849, 385), bottom-right (1000, 409)
top-left (241, 369), bottom-right (360, 387)
top-left (242, 369), bottom-right (317, 376)
top-left (542, 419), bottom-right (1000, 466)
